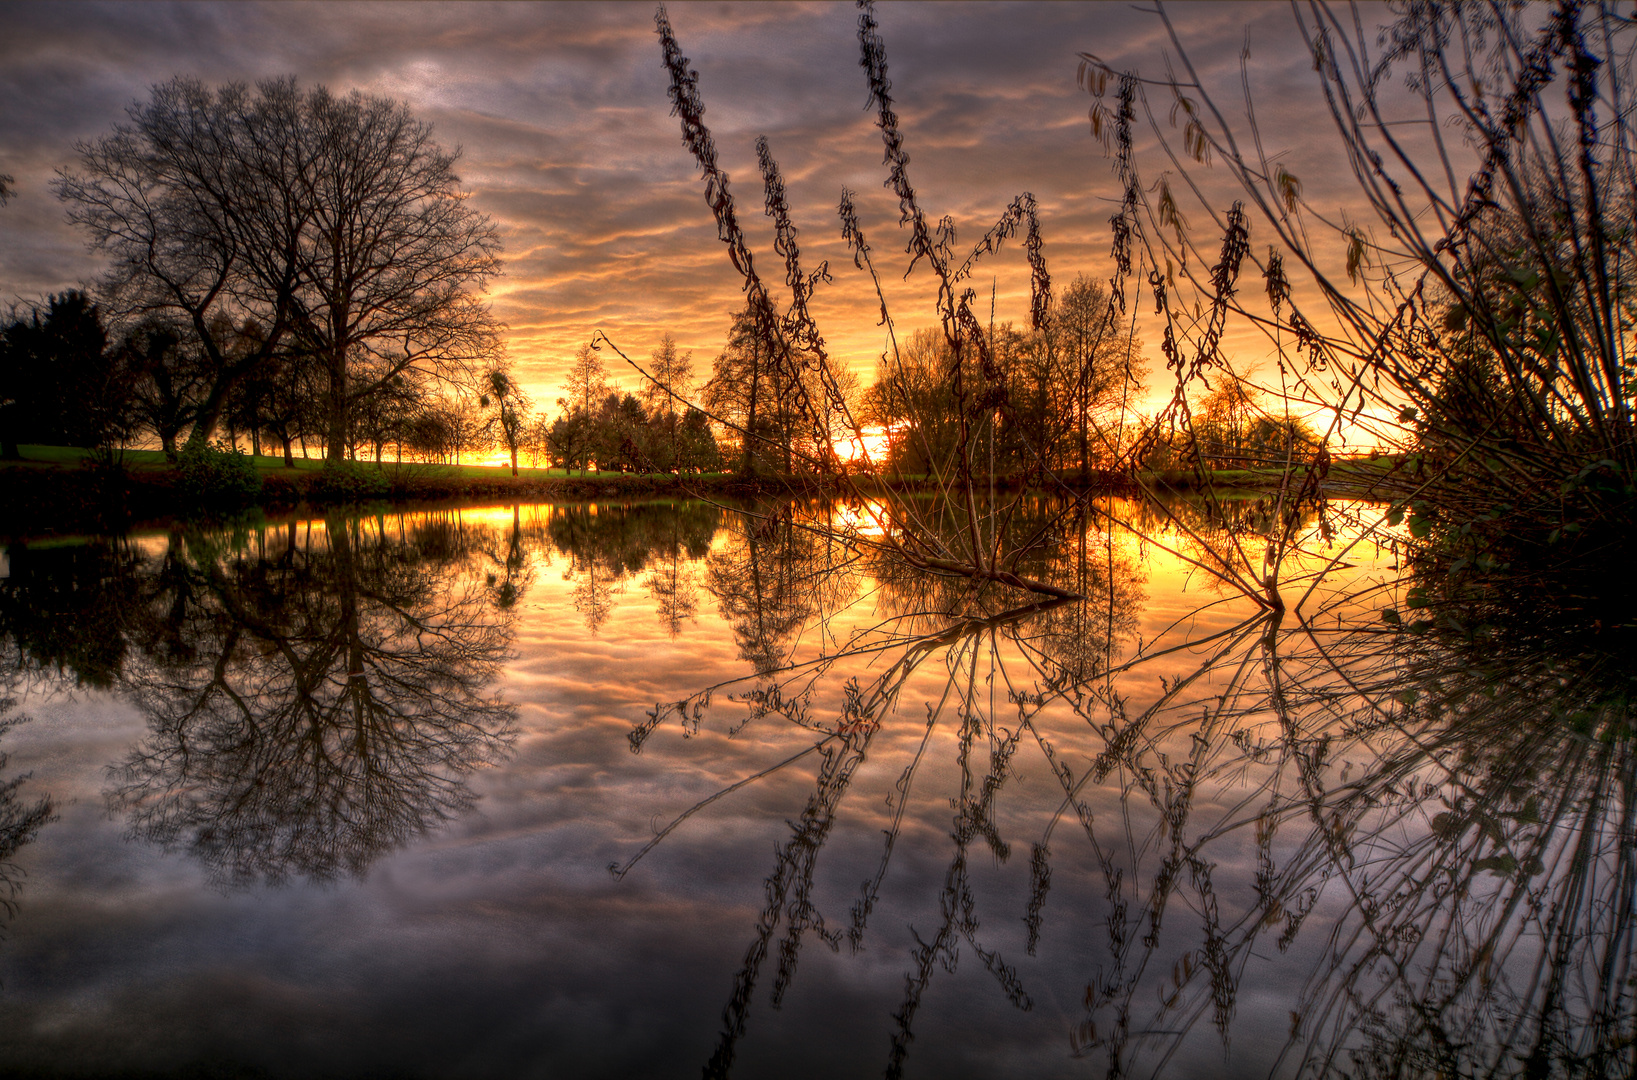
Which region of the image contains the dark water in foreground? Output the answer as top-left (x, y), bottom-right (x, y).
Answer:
top-left (0, 498), bottom-right (1629, 1079)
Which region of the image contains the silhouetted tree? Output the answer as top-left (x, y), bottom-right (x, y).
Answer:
top-left (58, 77), bottom-right (503, 455)
top-left (556, 343), bottom-right (610, 475)
top-left (704, 307), bottom-right (803, 476)
top-left (0, 292), bottom-right (133, 456)
top-left (482, 367), bottom-right (531, 476)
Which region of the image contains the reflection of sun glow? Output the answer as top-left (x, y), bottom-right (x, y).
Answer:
top-left (834, 500), bottom-right (889, 538)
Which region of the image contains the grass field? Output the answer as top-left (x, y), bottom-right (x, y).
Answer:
top-left (4, 445), bottom-right (739, 484)
top-left (5, 445), bottom-right (1404, 492)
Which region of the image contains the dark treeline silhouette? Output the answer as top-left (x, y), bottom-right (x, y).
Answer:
top-left (0, 288), bottom-right (532, 471)
top-left (0, 291), bottom-right (133, 459)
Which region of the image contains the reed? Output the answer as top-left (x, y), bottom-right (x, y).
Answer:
top-left (622, 2), bottom-right (1158, 607)
top-left (1078, 1), bottom-right (1636, 605)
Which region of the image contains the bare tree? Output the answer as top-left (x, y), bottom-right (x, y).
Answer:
top-left (57, 79), bottom-right (311, 452)
top-left (57, 77), bottom-right (503, 459)
top-left (291, 86), bottom-right (503, 463)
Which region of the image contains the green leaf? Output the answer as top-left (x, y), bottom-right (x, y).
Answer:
top-left (1386, 504), bottom-right (1406, 527)
top-left (1380, 608), bottom-right (1401, 624)
top-left (1397, 406), bottom-right (1418, 423)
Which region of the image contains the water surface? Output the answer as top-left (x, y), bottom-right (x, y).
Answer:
top-left (0, 497), bottom-right (1627, 1078)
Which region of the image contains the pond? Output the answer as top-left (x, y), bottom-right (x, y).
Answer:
top-left (0, 496), bottom-right (1628, 1079)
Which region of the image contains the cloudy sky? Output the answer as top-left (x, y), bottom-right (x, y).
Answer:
top-left (0, 1), bottom-right (1379, 406)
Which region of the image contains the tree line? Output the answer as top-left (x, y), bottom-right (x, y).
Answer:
top-left (0, 77), bottom-right (504, 467)
top-left (0, 291), bottom-right (733, 475)
top-left (13, 71), bottom-right (1369, 484)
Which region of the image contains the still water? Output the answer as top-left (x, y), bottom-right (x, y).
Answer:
top-left (0, 497), bottom-right (1628, 1078)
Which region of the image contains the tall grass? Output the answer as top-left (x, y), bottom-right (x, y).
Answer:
top-left (624, 2), bottom-right (1134, 603)
top-left (1078, 1), bottom-right (1636, 599)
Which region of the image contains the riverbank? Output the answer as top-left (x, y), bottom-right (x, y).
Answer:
top-left (0, 453), bottom-right (775, 539)
top-left (0, 444), bottom-right (1399, 540)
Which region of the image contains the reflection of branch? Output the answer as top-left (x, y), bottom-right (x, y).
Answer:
top-left (0, 711), bottom-right (53, 927)
top-left (607, 741), bottom-right (825, 881)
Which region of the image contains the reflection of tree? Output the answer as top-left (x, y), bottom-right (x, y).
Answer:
top-left (1284, 622), bottom-right (1637, 1079)
top-left (0, 537), bottom-right (145, 688)
top-left (1127, 487), bottom-right (1330, 604)
top-left (626, 497), bottom-right (1141, 1077)
top-left (549, 507), bottom-right (624, 635)
top-left (624, 494), bottom-right (1637, 1078)
top-left (868, 496), bottom-right (1145, 681)
top-left (705, 504), bottom-right (859, 675)
top-left (546, 501), bottom-right (720, 635)
top-left (623, 591), bottom-right (1071, 1079)
top-left (1055, 580), bottom-right (1637, 1080)
top-left (0, 702), bottom-right (53, 931)
top-left (108, 514), bottom-right (517, 887)
top-left (642, 513), bottom-right (700, 639)
top-left (481, 506), bottom-right (536, 611)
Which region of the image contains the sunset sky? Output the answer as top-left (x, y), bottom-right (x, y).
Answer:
top-left (0, 2), bottom-right (1385, 414)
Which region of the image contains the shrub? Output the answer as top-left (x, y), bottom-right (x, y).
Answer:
top-left (311, 459), bottom-right (390, 502)
top-left (177, 440), bottom-right (262, 506)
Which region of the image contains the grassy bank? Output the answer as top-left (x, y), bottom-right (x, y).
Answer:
top-left (0, 444), bottom-right (1399, 539)
top-left (0, 445), bottom-right (772, 538)
top-left (1135, 456), bottom-right (1407, 496)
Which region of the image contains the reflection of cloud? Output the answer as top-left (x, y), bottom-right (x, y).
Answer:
top-left (0, 1), bottom-right (1380, 412)
top-left (6, 497), bottom-right (1606, 1077)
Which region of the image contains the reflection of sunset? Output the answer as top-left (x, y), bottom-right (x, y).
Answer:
top-left (8, 491), bottom-right (1578, 1079)
top-left (832, 499), bottom-right (890, 538)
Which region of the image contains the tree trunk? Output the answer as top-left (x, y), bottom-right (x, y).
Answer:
top-left (1079, 386), bottom-right (1089, 483)
top-left (326, 348), bottom-right (348, 464)
top-left (187, 386), bottom-right (233, 451)
top-left (743, 336), bottom-right (760, 477)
